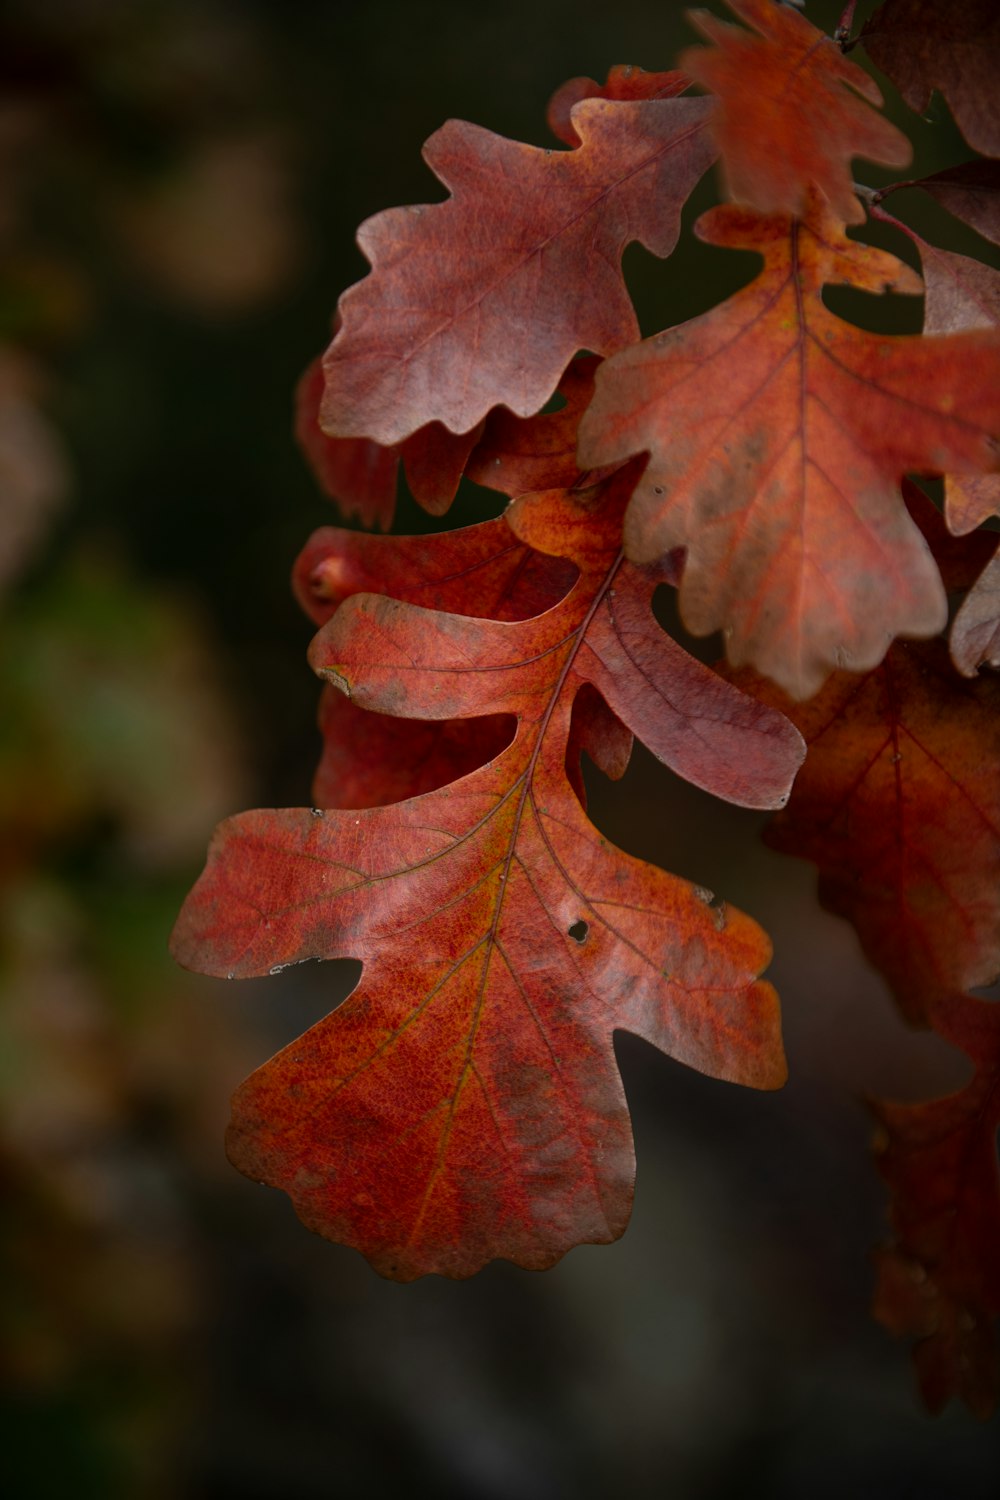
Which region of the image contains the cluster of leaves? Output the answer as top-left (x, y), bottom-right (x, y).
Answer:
top-left (172, 0), bottom-right (1000, 1414)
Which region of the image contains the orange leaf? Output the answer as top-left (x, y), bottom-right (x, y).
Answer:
top-left (872, 993), bottom-right (1000, 1420)
top-left (579, 191), bottom-right (1000, 698)
top-left (320, 98), bottom-right (716, 445)
top-left (172, 474), bottom-right (803, 1279)
top-left (681, 0), bottom-right (910, 224)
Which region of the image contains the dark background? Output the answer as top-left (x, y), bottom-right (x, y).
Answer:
top-left (1, 0), bottom-right (998, 1495)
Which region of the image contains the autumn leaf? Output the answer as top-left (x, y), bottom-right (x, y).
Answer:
top-left (919, 246), bottom-right (1000, 668)
top-left (878, 211), bottom-right (1000, 537)
top-left (861, 0), bottom-right (1000, 158)
top-left (901, 161), bottom-right (1000, 249)
top-left (319, 95), bottom-right (716, 446)
top-left (291, 512), bottom-right (575, 633)
top-left (546, 65), bottom-right (692, 149)
top-left (729, 492), bottom-right (1000, 1024)
top-left (680, 0), bottom-right (910, 224)
top-left (869, 195), bottom-right (1000, 672)
top-left (293, 511), bottom-right (574, 810)
top-left (578, 190), bottom-right (1000, 699)
top-left (872, 992), bottom-right (1000, 1420)
top-left (295, 355), bottom-right (482, 528)
top-left (171, 472), bottom-right (803, 1279)
top-left (465, 355), bottom-right (607, 498)
top-left (952, 546), bottom-right (1000, 679)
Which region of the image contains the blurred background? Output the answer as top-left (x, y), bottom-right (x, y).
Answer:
top-left (1, 0), bottom-right (998, 1495)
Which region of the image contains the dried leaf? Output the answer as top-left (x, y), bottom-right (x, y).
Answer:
top-left (951, 546), bottom-right (1000, 678)
top-left (293, 516), bottom-right (573, 810)
top-left (172, 474), bottom-right (803, 1279)
top-left (466, 356), bottom-right (605, 498)
top-left (916, 242), bottom-right (1000, 537)
top-left (320, 98), bottom-right (716, 445)
top-left (295, 356), bottom-right (481, 529)
top-left (909, 160), bottom-right (1000, 249)
top-left (547, 66), bottom-right (691, 148)
top-left (731, 493), bottom-right (1000, 1024)
top-left (872, 992), bottom-right (1000, 1420)
top-left (861, 0), bottom-right (1000, 158)
top-left (579, 191), bottom-right (1000, 698)
top-left (681, 0), bottom-right (910, 224)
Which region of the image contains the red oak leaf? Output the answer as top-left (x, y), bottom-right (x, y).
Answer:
top-left (171, 474), bottom-right (803, 1279)
top-left (861, 0), bottom-right (1000, 158)
top-left (680, 0), bottom-right (910, 224)
top-left (294, 356), bottom-right (481, 528)
top-left (319, 97), bottom-right (716, 445)
top-left (546, 66), bottom-right (691, 149)
top-left (872, 992), bottom-right (1000, 1419)
top-left (578, 191), bottom-right (1000, 699)
top-left (730, 493), bottom-right (1000, 1025)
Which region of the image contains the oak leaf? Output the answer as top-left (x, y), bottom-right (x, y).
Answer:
top-left (319, 96), bottom-right (716, 445)
top-left (578, 191), bottom-right (1000, 699)
top-left (293, 513), bottom-right (576, 810)
top-left (546, 65), bottom-right (692, 149)
top-left (861, 0), bottom-right (1000, 158)
top-left (171, 473), bottom-right (803, 1279)
top-left (464, 355), bottom-right (606, 499)
top-left (730, 493), bottom-right (1000, 1025)
top-left (904, 161), bottom-right (1000, 250)
top-left (295, 356), bottom-right (481, 528)
top-left (917, 242), bottom-right (1000, 675)
top-left (872, 993), bottom-right (1000, 1420)
top-left (914, 235), bottom-right (1000, 538)
top-left (879, 211), bottom-right (1000, 676)
top-left (952, 545), bottom-right (1000, 679)
top-left (680, 0), bottom-right (910, 224)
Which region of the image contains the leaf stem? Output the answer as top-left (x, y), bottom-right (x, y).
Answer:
top-left (835, 0), bottom-right (859, 49)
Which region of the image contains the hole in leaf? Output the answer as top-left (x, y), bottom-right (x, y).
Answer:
top-left (568, 919), bottom-right (589, 944)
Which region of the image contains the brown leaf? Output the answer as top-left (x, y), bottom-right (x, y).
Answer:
top-left (910, 160), bottom-right (1000, 249)
top-left (872, 993), bottom-right (1000, 1419)
top-left (861, 0), bottom-right (1000, 158)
